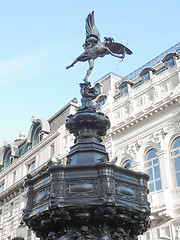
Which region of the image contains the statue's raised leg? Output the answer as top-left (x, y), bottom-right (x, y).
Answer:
top-left (83, 59), bottom-right (94, 82)
top-left (66, 59), bottom-right (78, 69)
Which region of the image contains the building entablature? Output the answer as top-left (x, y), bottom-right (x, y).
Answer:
top-left (0, 177), bottom-right (25, 206)
top-left (105, 95), bottom-right (180, 137)
top-left (101, 68), bottom-right (179, 125)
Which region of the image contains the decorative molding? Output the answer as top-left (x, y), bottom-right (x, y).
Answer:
top-left (172, 187), bottom-right (180, 200)
top-left (108, 96), bottom-right (175, 136)
top-left (149, 129), bottom-right (167, 146)
top-left (176, 226), bottom-right (180, 240)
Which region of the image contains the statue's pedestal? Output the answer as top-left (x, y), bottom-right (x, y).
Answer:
top-left (23, 161), bottom-right (150, 239)
top-left (23, 82), bottom-right (150, 240)
top-left (66, 110), bottom-right (110, 165)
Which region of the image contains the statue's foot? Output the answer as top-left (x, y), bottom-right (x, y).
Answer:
top-left (66, 65), bottom-right (71, 69)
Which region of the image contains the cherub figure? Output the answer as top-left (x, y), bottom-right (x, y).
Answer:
top-left (66, 11), bottom-right (132, 82)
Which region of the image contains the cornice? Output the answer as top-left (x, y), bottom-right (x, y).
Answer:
top-left (107, 95), bottom-right (180, 137)
top-left (0, 177), bottom-right (25, 205)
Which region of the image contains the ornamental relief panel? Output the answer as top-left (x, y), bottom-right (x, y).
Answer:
top-left (171, 76), bottom-right (179, 90)
top-left (136, 96), bottom-right (143, 107)
top-left (149, 129), bottom-right (167, 146)
top-left (115, 142), bottom-right (141, 163)
top-left (124, 104), bottom-right (130, 116)
top-left (114, 108), bottom-right (121, 120)
top-left (161, 83), bottom-right (168, 93)
top-left (157, 226), bottom-right (171, 239)
top-left (172, 187), bottom-right (180, 200)
top-left (128, 141), bottom-right (141, 159)
top-left (65, 179), bottom-right (98, 198)
top-left (50, 180), bottom-right (64, 199)
top-left (176, 226), bottom-right (180, 240)
top-left (34, 186), bottom-right (49, 206)
top-left (115, 181), bottom-right (138, 202)
top-left (146, 91), bottom-right (154, 102)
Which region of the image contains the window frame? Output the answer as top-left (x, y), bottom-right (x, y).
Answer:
top-left (50, 143), bottom-right (55, 158)
top-left (0, 210), bottom-right (2, 223)
top-left (144, 148), bottom-right (162, 193)
top-left (166, 57), bottom-right (175, 69)
top-left (0, 182), bottom-right (5, 193)
top-left (170, 136), bottom-right (180, 188)
top-left (28, 161), bottom-right (36, 173)
top-left (13, 171), bottom-right (16, 184)
top-left (9, 201), bottom-right (14, 217)
top-left (119, 85), bottom-right (128, 96)
top-left (27, 157), bottom-right (36, 173)
top-left (143, 72), bottom-right (150, 82)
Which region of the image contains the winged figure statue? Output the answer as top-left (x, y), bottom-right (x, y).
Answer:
top-left (66, 11), bottom-right (133, 82)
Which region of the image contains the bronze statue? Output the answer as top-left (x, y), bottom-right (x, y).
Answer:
top-left (66, 11), bottom-right (133, 82)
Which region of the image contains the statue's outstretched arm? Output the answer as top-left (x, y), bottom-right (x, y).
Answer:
top-left (106, 47), bottom-right (125, 59)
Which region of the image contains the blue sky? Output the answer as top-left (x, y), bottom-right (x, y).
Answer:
top-left (0, 0), bottom-right (180, 145)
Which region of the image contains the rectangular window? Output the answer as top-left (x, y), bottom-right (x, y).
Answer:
top-left (13, 171), bottom-right (16, 184)
top-left (0, 210), bottom-right (2, 223)
top-left (21, 195), bottom-right (27, 210)
top-left (38, 131), bottom-right (44, 142)
top-left (10, 156), bottom-right (14, 164)
top-left (28, 143), bottom-right (32, 150)
top-left (9, 202), bottom-right (14, 216)
top-left (0, 183), bottom-right (4, 192)
top-left (50, 143), bottom-right (55, 157)
top-left (28, 160), bottom-right (36, 173)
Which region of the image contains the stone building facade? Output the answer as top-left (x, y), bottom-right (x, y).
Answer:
top-left (0, 100), bottom-right (79, 239)
top-left (0, 42), bottom-right (180, 239)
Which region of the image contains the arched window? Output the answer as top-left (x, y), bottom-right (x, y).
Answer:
top-left (31, 124), bottom-right (43, 147)
top-left (145, 148), bottom-right (162, 192)
top-left (171, 137), bottom-right (180, 187)
top-left (27, 116), bottom-right (50, 148)
top-left (162, 52), bottom-right (179, 69)
top-left (139, 67), bottom-right (155, 83)
top-left (1, 142), bottom-right (19, 170)
top-left (122, 159), bottom-right (132, 169)
top-left (4, 148), bottom-right (12, 168)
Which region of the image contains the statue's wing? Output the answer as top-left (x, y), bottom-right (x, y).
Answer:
top-left (85, 11), bottom-right (100, 40)
top-left (108, 42), bottom-right (133, 55)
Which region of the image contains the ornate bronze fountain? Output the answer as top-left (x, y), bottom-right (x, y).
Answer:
top-left (23, 11), bottom-right (150, 240)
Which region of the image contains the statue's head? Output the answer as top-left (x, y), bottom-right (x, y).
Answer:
top-left (104, 37), bottom-right (114, 46)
